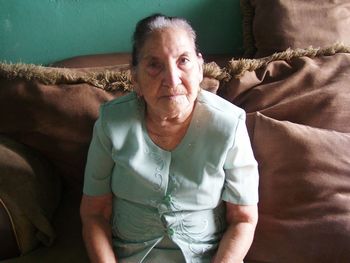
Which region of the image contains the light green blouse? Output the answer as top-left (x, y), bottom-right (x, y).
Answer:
top-left (83, 90), bottom-right (259, 263)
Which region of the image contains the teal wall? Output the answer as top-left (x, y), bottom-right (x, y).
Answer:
top-left (0, 0), bottom-right (243, 65)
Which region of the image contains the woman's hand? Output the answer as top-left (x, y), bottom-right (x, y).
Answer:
top-left (80, 193), bottom-right (117, 263)
top-left (212, 202), bottom-right (258, 263)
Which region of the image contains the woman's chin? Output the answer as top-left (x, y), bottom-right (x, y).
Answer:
top-left (163, 104), bottom-right (194, 119)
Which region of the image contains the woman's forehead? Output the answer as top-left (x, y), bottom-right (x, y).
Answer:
top-left (140, 28), bottom-right (196, 59)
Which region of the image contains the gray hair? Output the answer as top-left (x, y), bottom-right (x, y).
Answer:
top-left (131, 14), bottom-right (198, 67)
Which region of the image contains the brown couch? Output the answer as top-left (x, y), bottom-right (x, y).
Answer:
top-left (1, 43), bottom-right (350, 262)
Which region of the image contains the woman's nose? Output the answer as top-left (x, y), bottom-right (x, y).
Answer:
top-left (162, 63), bottom-right (181, 88)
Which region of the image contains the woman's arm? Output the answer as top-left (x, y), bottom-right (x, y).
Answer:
top-left (80, 193), bottom-right (117, 263)
top-left (212, 202), bottom-right (258, 263)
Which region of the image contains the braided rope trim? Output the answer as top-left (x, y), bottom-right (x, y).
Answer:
top-left (226, 42), bottom-right (350, 79)
top-left (0, 63), bottom-right (133, 91)
top-left (0, 61), bottom-right (227, 91)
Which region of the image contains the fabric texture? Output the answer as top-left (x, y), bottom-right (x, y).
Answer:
top-left (240, 0), bottom-right (350, 58)
top-left (0, 135), bottom-right (61, 256)
top-left (246, 113), bottom-right (350, 263)
top-left (83, 90), bottom-right (259, 262)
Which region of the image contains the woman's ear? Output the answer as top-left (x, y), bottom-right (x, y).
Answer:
top-left (131, 67), bottom-right (137, 85)
top-left (197, 52), bottom-right (204, 82)
top-left (197, 52), bottom-right (203, 63)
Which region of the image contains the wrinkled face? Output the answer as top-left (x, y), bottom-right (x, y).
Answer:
top-left (132, 27), bottom-right (203, 119)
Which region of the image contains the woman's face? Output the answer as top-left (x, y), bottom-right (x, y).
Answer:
top-left (132, 27), bottom-right (203, 119)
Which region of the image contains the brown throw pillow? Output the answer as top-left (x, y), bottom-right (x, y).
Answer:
top-left (0, 63), bottom-right (129, 187)
top-left (241, 0), bottom-right (350, 58)
top-left (0, 135), bottom-right (61, 258)
top-left (246, 113), bottom-right (350, 263)
top-left (220, 45), bottom-right (350, 133)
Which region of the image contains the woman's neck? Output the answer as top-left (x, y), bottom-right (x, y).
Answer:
top-left (145, 103), bottom-right (195, 151)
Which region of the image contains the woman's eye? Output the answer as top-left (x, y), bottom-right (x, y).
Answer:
top-left (148, 61), bottom-right (161, 69)
top-left (146, 61), bottom-right (163, 75)
top-left (179, 57), bottom-right (190, 65)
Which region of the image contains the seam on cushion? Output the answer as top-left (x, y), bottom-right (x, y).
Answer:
top-left (240, 0), bottom-right (256, 58)
top-left (0, 197), bottom-right (21, 253)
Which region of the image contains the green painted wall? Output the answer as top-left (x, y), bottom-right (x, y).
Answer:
top-left (0, 0), bottom-right (243, 65)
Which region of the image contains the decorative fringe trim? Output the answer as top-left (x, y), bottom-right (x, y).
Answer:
top-left (240, 0), bottom-right (256, 58)
top-left (226, 42), bottom-right (350, 79)
top-left (0, 62), bottom-right (227, 90)
top-left (0, 63), bottom-right (133, 91)
top-left (202, 62), bottom-right (229, 81)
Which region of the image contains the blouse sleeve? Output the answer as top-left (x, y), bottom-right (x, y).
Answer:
top-left (222, 114), bottom-right (259, 205)
top-left (83, 107), bottom-right (114, 196)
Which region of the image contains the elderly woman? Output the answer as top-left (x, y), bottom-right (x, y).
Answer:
top-left (80, 14), bottom-right (259, 263)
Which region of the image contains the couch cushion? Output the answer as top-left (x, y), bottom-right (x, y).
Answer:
top-left (245, 113), bottom-right (350, 263)
top-left (220, 45), bottom-right (350, 132)
top-left (0, 198), bottom-right (20, 260)
top-left (240, 0), bottom-right (350, 58)
top-left (0, 135), bottom-right (61, 259)
top-left (0, 188), bottom-right (89, 263)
